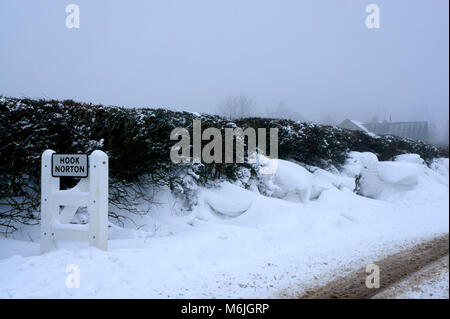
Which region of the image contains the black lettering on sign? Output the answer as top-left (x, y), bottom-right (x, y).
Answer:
top-left (51, 154), bottom-right (88, 178)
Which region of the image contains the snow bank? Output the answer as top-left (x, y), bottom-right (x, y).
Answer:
top-left (310, 168), bottom-right (355, 199)
top-left (343, 151), bottom-right (378, 177)
top-left (344, 152), bottom-right (428, 200)
top-left (376, 162), bottom-right (420, 186)
top-left (259, 158), bottom-right (313, 203)
top-left (0, 154), bottom-right (448, 298)
top-left (395, 154), bottom-right (425, 165)
top-left (259, 156), bottom-right (354, 202)
top-left (430, 158), bottom-right (449, 187)
top-left (203, 185), bottom-right (253, 218)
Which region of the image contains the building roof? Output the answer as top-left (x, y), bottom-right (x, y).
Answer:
top-left (364, 121), bottom-right (429, 141)
top-left (338, 119), bottom-right (370, 133)
top-left (338, 119), bottom-right (430, 142)
top-left (349, 120), bottom-right (370, 133)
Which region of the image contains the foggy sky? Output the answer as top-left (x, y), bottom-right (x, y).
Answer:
top-left (0, 0), bottom-right (448, 136)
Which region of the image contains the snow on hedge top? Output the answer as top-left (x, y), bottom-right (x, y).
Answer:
top-left (344, 151), bottom-right (379, 177)
top-left (204, 189), bottom-right (253, 218)
top-left (260, 158), bottom-right (313, 203)
top-left (377, 161), bottom-right (420, 186)
top-left (395, 154), bottom-right (425, 165)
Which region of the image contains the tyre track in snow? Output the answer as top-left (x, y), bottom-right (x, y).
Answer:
top-left (371, 255), bottom-right (449, 298)
top-left (296, 234), bottom-right (449, 299)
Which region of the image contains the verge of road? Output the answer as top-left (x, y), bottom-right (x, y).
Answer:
top-left (295, 234), bottom-right (449, 299)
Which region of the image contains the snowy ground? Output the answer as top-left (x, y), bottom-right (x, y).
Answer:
top-left (373, 256), bottom-right (449, 299)
top-left (0, 154), bottom-right (448, 298)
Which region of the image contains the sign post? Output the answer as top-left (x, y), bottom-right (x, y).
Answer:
top-left (40, 150), bottom-right (108, 254)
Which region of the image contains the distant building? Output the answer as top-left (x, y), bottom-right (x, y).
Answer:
top-left (338, 119), bottom-right (430, 142)
top-left (338, 119), bottom-right (371, 133)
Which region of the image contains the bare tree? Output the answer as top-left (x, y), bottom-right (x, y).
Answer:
top-left (218, 94), bottom-right (255, 120)
top-left (269, 101), bottom-right (305, 122)
top-left (319, 114), bottom-right (338, 126)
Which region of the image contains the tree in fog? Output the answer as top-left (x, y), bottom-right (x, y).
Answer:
top-left (319, 114), bottom-right (338, 126)
top-left (218, 94), bottom-right (255, 120)
top-left (270, 101), bottom-right (305, 122)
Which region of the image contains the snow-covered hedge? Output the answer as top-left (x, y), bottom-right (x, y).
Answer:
top-left (0, 96), bottom-right (447, 233)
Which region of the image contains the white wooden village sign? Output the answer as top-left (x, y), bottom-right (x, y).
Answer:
top-left (41, 150), bottom-right (108, 253)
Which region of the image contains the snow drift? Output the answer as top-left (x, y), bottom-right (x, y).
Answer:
top-left (0, 153), bottom-right (448, 298)
top-left (346, 152), bottom-right (426, 200)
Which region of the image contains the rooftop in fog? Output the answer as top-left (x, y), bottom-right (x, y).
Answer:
top-left (338, 119), bottom-right (430, 142)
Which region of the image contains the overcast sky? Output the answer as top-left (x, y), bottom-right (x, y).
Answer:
top-left (0, 0), bottom-right (448, 133)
